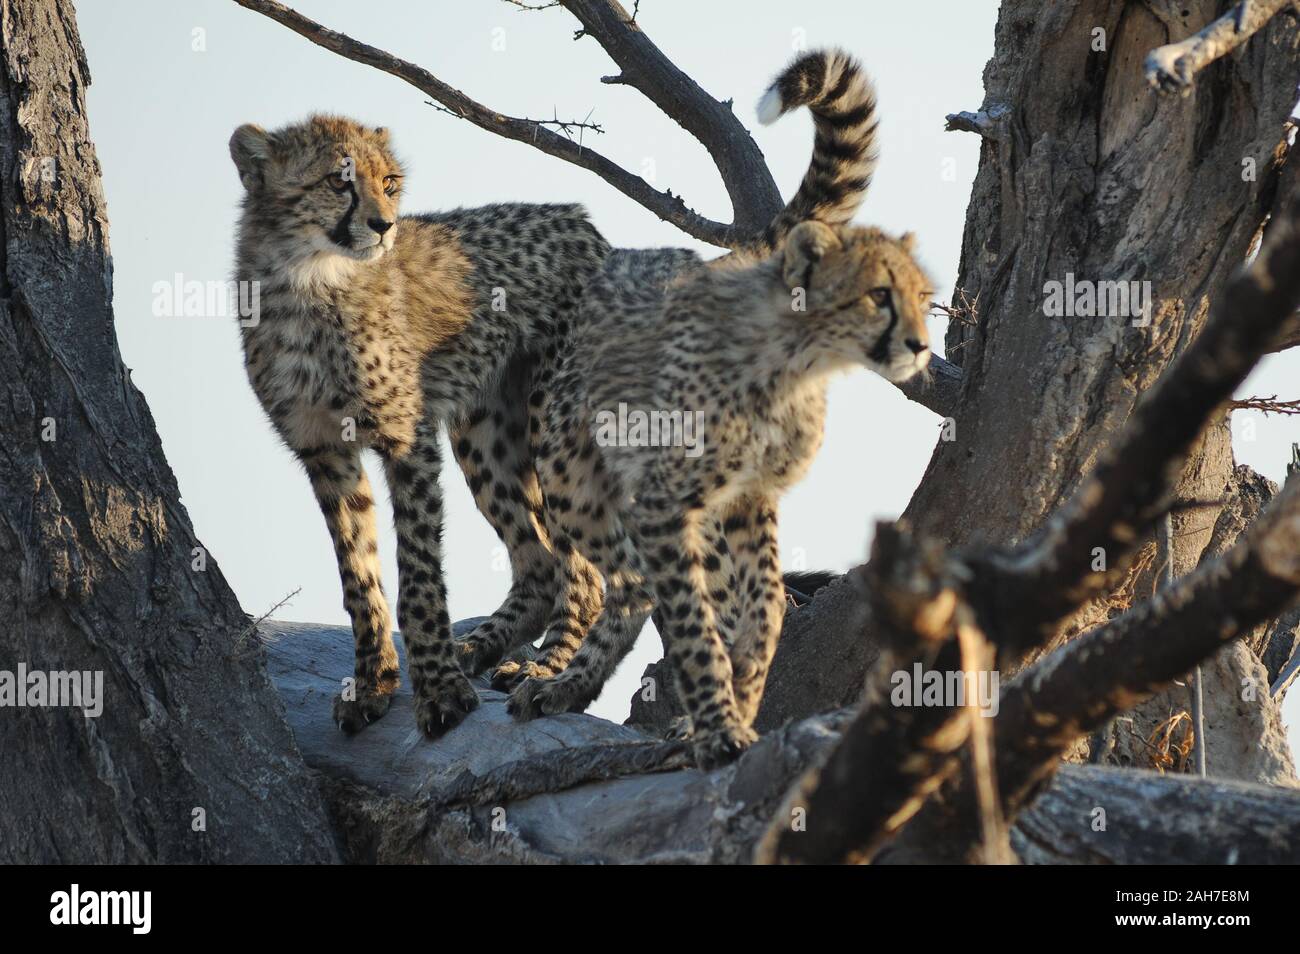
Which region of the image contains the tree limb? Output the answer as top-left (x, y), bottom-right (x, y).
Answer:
top-left (898, 353), bottom-right (963, 419)
top-left (1145, 0), bottom-right (1298, 95)
top-left (230, 0), bottom-right (743, 247)
top-left (558, 0), bottom-right (782, 239)
top-left (903, 478), bottom-right (1300, 863)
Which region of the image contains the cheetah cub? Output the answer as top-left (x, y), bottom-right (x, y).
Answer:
top-left (528, 223), bottom-right (932, 767)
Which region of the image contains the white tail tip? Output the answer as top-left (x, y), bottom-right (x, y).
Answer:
top-left (756, 87), bottom-right (783, 125)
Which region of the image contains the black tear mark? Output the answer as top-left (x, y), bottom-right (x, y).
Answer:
top-left (329, 180), bottom-right (359, 248)
top-left (869, 300), bottom-right (898, 364)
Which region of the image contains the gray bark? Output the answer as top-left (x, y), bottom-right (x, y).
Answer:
top-left (0, 0), bottom-right (336, 863)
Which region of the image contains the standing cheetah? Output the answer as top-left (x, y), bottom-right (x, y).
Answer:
top-left (229, 116), bottom-right (608, 737)
top-left (508, 50), bottom-right (925, 767)
top-left (523, 221), bottom-right (933, 767)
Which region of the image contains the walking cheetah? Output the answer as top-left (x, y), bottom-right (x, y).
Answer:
top-left (510, 51), bottom-right (929, 768)
top-left (229, 115), bottom-right (608, 738)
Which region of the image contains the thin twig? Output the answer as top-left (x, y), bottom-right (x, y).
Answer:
top-left (236, 586), bottom-right (303, 649)
top-left (501, 0), bottom-right (562, 10)
top-left (1230, 394), bottom-right (1300, 416)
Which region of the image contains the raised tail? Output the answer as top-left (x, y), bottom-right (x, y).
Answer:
top-left (756, 48), bottom-right (879, 248)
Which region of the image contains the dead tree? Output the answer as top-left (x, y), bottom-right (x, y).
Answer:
top-left (0, 0), bottom-right (337, 862)
top-left (3, 0), bottom-right (1298, 863)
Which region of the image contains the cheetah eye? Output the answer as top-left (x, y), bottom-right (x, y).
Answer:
top-left (382, 174), bottom-right (402, 196)
top-left (869, 287), bottom-right (891, 307)
top-left (325, 171), bottom-right (349, 192)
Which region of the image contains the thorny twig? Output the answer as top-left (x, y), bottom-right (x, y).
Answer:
top-left (236, 587), bottom-right (303, 650)
top-left (426, 101), bottom-right (604, 141)
top-left (933, 287), bottom-right (979, 354)
top-left (1229, 394), bottom-right (1300, 416)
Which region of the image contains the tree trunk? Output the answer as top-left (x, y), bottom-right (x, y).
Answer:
top-left (907, 1), bottom-right (1299, 550)
top-left (0, 0), bottom-right (335, 863)
top-left (892, 0), bottom-right (1300, 775)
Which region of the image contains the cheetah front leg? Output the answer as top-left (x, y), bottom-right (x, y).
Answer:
top-left (302, 448), bottom-right (400, 733)
top-left (492, 549), bottom-right (603, 689)
top-left (631, 499), bottom-right (756, 769)
top-left (654, 515), bottom-right (740, 739)
top-left (720, 495), bottom-right (785, 727)
top-left (383, 425), bottom-right (480, 736)
top-left (508, 527), bottom-right (654, 719)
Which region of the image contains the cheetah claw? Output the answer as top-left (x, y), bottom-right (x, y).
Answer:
top-left (691, 723), bottom-right (759, 770)
top-left (413, 673), bottom-right (480, 738)
top-left (333, 687), bottom-right (394, 734)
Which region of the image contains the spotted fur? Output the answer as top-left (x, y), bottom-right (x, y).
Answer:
top-left (230, 115), bottom-right (609, 738)
top-left (515, 221), bottom-right (932, 767)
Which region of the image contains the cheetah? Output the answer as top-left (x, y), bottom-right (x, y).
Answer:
top-left (229, 115), bottom-right (608, 738)
top-left (509, 50), bottom-right (931, 768)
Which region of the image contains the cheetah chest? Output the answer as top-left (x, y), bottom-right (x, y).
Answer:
top-left (243, 313), bottom-right (421, 454)
top-left (714, 389), bottom-right (826, 496)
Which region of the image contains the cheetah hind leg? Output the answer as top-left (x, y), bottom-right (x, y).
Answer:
top-left (449, 377), bottom-right (561, 676)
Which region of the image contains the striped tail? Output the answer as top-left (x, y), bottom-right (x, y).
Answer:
top-left (756, 48), bottom-right (879, 248)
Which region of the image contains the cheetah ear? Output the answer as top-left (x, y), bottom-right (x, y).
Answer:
top-left (781, 221), bottom-right (841, 292)
top-left (229, 123), bottom-right (270, 192)
top-left (373, 126), bottom-right (390, 142)
top-left (900, 231), bottom-right (917, 254)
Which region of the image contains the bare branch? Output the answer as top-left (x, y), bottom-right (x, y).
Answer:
top-left (231, 0), bottom-right (740, 247)
top-left (1230, 394), bottom-right (1300, 416)
top-left (896, 354), bottom-right (962, 419)
top-left (1145, 0), bottom-right (1297, 95)
top-left (500, 0), bottom-right (562, 10)
top-left (989, 476), bottom-right (1300, 824)
top-left (1270, 312), bottom-right (1300, 352)
top-left (559, 0), bottom-right (782, 238)
top-left (944, 103), bottom-right (1011, 140)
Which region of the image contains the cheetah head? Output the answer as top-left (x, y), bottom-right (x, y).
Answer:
top-left (780, 220), bottom-right (933, 383)
top-left (230, 115), bottom-right (404, 265)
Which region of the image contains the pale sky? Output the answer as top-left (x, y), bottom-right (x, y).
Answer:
top-left (75, 0), bottom-right (1298, 755)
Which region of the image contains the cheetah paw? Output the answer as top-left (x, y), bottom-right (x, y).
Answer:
top-left (506, 674), bottom-right (592, 721)
top-left (664, 714), bottom-right (695, 741)
top-left (491, 659), bottom-right (556, 692)
top-left (456, 629), bottom-right (512, 677)
top-left (332, 687), bottom-right (394, 734)
top-left (413, 673), bottom-right (480, 738)
top-left (691, 722), bottom-right (758, 770)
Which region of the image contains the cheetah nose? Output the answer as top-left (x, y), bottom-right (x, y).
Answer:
top-left (368, 218), bottom-right (394, 235)
top-left (904, 337), bottom-right (928, 355)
